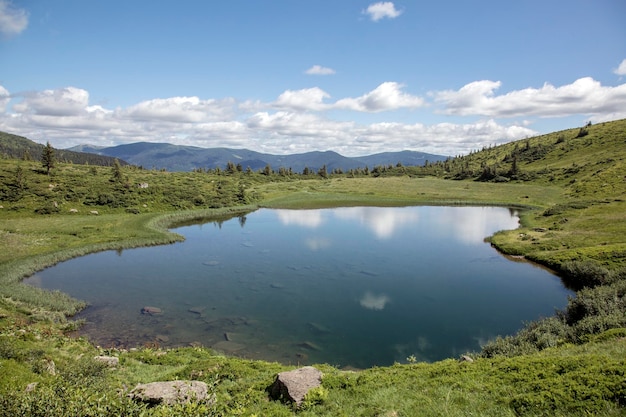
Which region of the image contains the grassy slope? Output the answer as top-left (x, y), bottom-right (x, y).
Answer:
top-left (1, 120), bottom-right (626, 416)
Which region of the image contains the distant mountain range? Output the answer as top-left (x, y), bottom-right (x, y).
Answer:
top-left (68, 142), bottom-right (448, 172)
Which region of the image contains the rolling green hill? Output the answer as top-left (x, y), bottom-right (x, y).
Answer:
top-left (0, 131), bottom-right (128, 167)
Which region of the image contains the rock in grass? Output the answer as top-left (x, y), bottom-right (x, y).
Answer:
top-left (269, 366), bottom-right (323, 406)
top-left (129, 381), bottom-right (211, 406)
top-left (94, 355), bottom-right (119, 367)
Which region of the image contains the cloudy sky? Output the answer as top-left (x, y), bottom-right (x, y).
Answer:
top-left (1, 1), bottom-right (625, 156)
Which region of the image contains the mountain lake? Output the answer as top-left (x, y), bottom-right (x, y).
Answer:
top-left (25, 206), bottom-right (572, 368)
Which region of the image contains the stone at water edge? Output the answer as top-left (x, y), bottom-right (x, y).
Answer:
top-left (269, 366), bottom-right (323, 406)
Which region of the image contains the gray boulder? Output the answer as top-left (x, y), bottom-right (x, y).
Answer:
top-left (129, 381), bottom-right (210, 406)
top-left (94, 355), bottom-right (119, 367)
top-left (269, 366), bottom-right (322, 406)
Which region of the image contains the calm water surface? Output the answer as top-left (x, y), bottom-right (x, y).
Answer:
top-left (26, 207), bottom-right (571, 368)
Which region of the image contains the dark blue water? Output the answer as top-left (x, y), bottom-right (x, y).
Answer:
top-left (26, 207), bottom-right (571, 368)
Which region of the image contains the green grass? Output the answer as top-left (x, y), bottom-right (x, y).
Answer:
top-left (1, 119), bottom-right (626, 415)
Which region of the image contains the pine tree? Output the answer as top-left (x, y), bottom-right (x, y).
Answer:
top-left (111, 159), bottom-right (124, 182)
top-left (41, 141), bottom-right (55, 175)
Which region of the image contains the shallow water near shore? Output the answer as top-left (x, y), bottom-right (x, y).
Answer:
top-left (26, 206), bottom-right (572, 368)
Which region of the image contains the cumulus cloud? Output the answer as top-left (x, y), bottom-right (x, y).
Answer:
top-left (0, 83), bottom-right (540, 156)
top-left (274, 87), bottom-right (330, 111)
top-left (0, 0), bottom-right (28, 36)
top-left (272, 83), bottom-right (424, 113)
top-left (305, 65), bottom-right (336, 75)
top-left (335, 82), bottom-right (425, 112)
top-left (436, 77), bottom-right (626, 118)
top-left (363, 2), bottom-right (402, 21)
top-left (2, 75), bottom-right (624, 157)
top-left (13, 87), bottom-right (90, 116)
top-left (124, 96), bottom-right (236, 123)
top-left (614, 59), bottom-right (626, 76)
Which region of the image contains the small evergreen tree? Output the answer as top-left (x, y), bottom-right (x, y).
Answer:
top-left (41, 141), bottom-right (55, 175)
top-left (111, 159), bottom-right (124, 182)
top-left (318, 164), bottom-right (328, 179)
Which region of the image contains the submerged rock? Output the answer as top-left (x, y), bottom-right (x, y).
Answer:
top-left (307, 322), bottom-right (331, 334)
top-left (141, 306), bottom-right (162, 315)
top-left (213, 340), bottom-right (245, 353)
top-left (188, 306), bottom-right (206, 315)
top-left (297, 341), bottom-right (321, 351)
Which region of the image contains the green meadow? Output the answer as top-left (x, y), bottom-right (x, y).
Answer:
top-left (0, 120), bottom-right (625, 416)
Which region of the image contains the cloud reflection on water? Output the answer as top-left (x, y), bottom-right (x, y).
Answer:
top-left (359, 292), bottom-right (391, 310)
top-left (334, 207), bottom-right (420, 239)
top-left (273, 206), bottom-right (519, 244)
top-left (305, 237), bottom-right (331, 251)
top-left (432, 207), bottom-right (519, 245)
top-left (275, 209), bottom-right (324, 228)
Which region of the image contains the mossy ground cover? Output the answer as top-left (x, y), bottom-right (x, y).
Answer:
top-left (1, 120), bottom-right (626, 415)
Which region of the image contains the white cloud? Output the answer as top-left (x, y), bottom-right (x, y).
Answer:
top-left (436, 77), bottom-right (626, 118)
top-left (363, 2), bottom-right (402, 21)
top-left (0, 83), bottom-right (540, 156)
top-left (0, 85), bottom-right (9, 112)
top-left (13, 87), bottom-right (90, 116)
top-left (124, 96), bottom-right (236, 123)
top-left (0, 0), bottom-right (28, 36)
top-left (614, 59), bottom-right (626, 76)
top-left (2, 75), bottom-right (624, 157)
top-left (274, 87), bottom-right (330, 111)
top-left (335, 82), bottom-right (425, 112)
top-left (272, 83), bottom-right (424, 113)
top-left (305, 65), bottom-right (336, 75)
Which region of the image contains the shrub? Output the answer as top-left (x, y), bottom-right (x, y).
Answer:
top-left (480, 316), bottom-right (570, 358)
top-left (561, 260), bottom-right (613, 289)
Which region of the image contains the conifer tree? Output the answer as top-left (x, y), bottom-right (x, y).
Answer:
top-left (41, 141), bottom-right (55, 175)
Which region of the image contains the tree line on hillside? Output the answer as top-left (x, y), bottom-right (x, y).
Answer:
top-left (191, 160), bottom-right (413, 179)
top-left (0, 132), bottom-right (126, 167)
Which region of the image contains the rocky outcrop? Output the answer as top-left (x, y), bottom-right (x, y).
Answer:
top-left (129, 381), bottom-right (211, 406)
top-left (269, 366), bottom-right (322, 406)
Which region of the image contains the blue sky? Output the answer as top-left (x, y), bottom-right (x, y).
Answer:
top-left (1, 0), bottom-right (625, 156)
